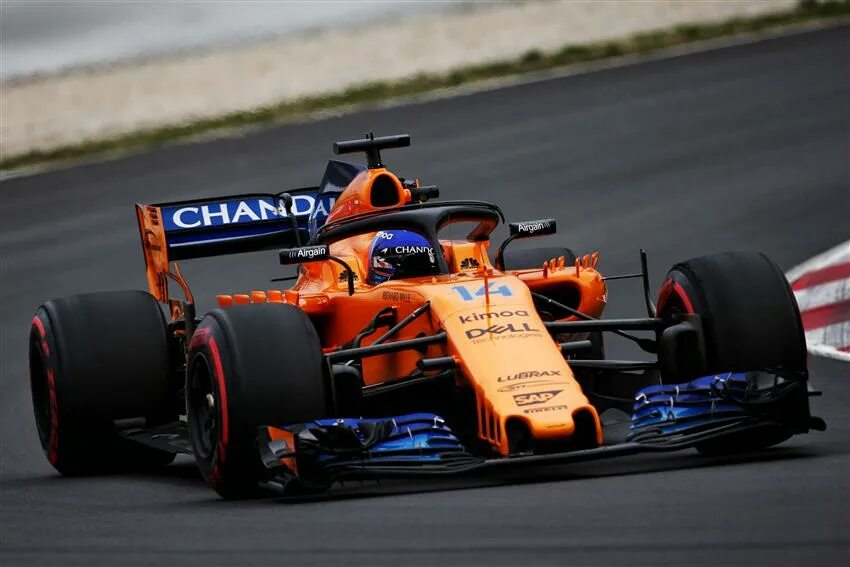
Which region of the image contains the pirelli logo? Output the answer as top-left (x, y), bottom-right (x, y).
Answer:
top-left (523, 404), bottom-right (569, 415)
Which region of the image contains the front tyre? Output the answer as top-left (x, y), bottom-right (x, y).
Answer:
top-left (186, 304), bottom-right (329, 499)
top-left (656, 251), bottom-right (807, 454)
top-left (657, 251), bottom-right (806, 378)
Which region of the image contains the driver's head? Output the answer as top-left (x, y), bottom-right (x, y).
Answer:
top-left (367, 230), bottom-right (438, 285)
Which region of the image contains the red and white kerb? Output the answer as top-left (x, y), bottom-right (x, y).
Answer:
top-left (788, 240), bottom-right (850, 362)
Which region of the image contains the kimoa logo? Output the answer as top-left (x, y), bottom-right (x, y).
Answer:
top-left (169, 195), bottom-right (335, 229)
top-left (458, 310), bottom-right (528, 324)
top-left (497, 370), bottom-right (561, 382)
top-left (465, 322), bottom-right (539, 339)
top-left (514, 390), bottom-right (562, 407)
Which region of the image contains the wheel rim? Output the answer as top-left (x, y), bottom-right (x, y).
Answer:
top-left (187, 356), bottom-right (218, 460)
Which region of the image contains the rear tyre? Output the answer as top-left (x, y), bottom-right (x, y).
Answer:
top-left (656, 251), bottom-right (807, 454)
top-left (29, 291), bottom-right (176, 475)
top-left (186, 303), bottom-right (329, 499)
top-left (501, 246), bottom-right (577, 271)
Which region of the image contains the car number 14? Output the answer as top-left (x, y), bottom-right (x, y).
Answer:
top-left (451, 282), bottom-right (513, 302)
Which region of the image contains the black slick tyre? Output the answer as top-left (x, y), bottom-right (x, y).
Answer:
top-left (656, 251), bottom-right (807, 454)
top-left (186, 303), bottom-right (329, 499)
top-left (29, 291), bottom-right (176, 475)
top-left (657, 251), bottom-right (806, 377)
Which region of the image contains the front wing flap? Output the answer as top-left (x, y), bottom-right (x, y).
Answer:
top-left (258, 370), bottom-right (825, 485)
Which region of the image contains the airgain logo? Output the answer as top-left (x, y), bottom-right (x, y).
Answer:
top-left (513, 390), bottom-right (562, 407)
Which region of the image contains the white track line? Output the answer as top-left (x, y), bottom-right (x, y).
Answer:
top-left (787, 239), bottom-right (850, 363)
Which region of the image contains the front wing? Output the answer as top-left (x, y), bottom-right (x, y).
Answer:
top-left (257, 370), bottom-right (825, 485)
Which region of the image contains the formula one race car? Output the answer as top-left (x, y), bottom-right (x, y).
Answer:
top-left (29, 133), bottom-right (825, 498)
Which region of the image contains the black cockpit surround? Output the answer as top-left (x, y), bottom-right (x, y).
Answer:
top-left (315, 201), bottom-right (504, 275)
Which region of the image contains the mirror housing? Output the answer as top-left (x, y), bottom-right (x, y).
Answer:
top-left (279, 244), bottom-right (329, 264)
top-left (508, 218), bottom-right (557, 238)
top-left (496, 218), bottom-right (558, 271)
top-left (279, 245), bottom-right (356, 295)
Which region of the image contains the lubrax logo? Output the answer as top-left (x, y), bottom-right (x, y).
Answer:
top-left (513, 390), bottom-right (562, 406)
top-left (458, 309), bottom-right (528, 324)
top-left (497, 370), bottom-right (561, 382)
top-left (465, 322), bottom-right (539, 339)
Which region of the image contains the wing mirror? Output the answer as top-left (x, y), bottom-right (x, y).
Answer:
top-left (279, 245), bottom-right (356, 295)
top-left (495, 219), bottom-right (557, 270)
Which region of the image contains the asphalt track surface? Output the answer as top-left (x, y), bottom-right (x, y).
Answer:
top-left (1, 26), bottom-right (848, 566)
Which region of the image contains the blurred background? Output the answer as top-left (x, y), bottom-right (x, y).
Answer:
top-left (1, 0), bottom-right (800, 161)
top-left (1, 0), bottom-right (460, 80)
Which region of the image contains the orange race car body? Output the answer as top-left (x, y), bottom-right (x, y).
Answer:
top-left (30, 133), bottom-right (821, 496)
top-left (137, 145), bottom-right (609, 456)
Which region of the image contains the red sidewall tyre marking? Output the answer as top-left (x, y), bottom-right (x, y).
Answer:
top-left (208, 336), bottom-right (229, 466)
top-left (31, 316), bottom-right (60, 465)
top-left (192, 324), bottom-right (230, 489)
top-left (657, 278), bottom-right (695, 314)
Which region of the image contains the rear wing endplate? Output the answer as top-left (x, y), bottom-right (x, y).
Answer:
top-left (136, 188), bottom-right (331, 302)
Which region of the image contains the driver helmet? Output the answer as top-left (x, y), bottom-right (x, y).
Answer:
top-left (367, 230), bottom-right (437, 285)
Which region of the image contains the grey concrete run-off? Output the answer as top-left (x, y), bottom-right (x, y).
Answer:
top-left (0, 26), bottom-right (848, 567)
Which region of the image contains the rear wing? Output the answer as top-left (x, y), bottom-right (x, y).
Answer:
top-left (136, 188), bottom-right (332, 302)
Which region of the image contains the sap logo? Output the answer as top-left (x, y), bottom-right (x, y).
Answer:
top-left (465, 322), bottom-right (539, 339)
top-left (497, 370), bottom-right (561, 382)
top-left (524, 404), bottom-right (569, 415)
top-left (514, 390), bottom-right (562, 407)
top-left (167, 195), bottom-right (334, 230)
top-left (451, 281), bottom-right (513, 302)
top-left (458, 310), bottom-right (528, 324)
